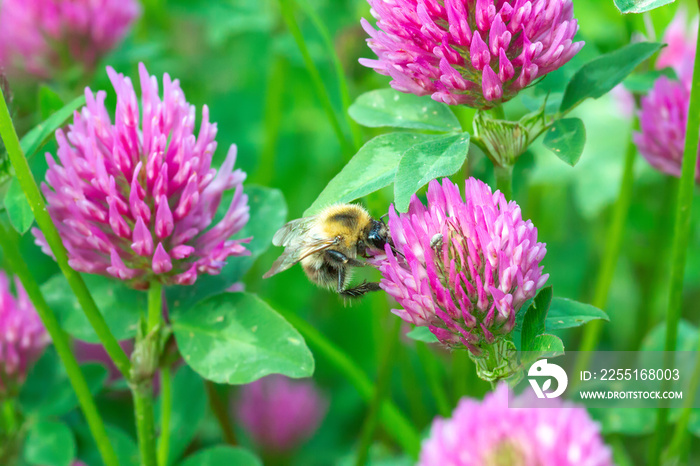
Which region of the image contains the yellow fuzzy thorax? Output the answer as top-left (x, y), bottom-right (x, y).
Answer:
top-left (315, 204), bottom-right (372, 248)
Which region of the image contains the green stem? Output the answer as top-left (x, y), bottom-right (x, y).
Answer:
top-left (451, 349), bottom-right (469, 403)
top-left (295, 0), bottom-right (362, 150)
top-left (574, 119), bottom-right (638, 376)
top-left (355, 318), bottom-right (401, 466)
top-left (278, 309), bottom-right (421, 459)
top-left (664, 347), bottom-right (700, 461)
top-left (0, 398), bottom-right (21, 464)
top-left (416, 342), bottom-right (452, 417)
top-left (490, 104), bottom-right (506, 120)
top-left (133, 383), bottom-right (157, 466)
top-left (130, 280), bottom-right (161, 466)
top-left (650, 11), bottom-right (700, 464)
top-left (133, 283), bottom-right (161, 466)
top-left (206, 381), bottom-right (237, 445)
top-left (454, 105), bottom-right (477, 133)
top-left (0, 88), bottom-right (131, 378)
top-left (278, 0), bottom-right (354, 157)
top-left (0, 222), bottom-right (118, 466)
top-left (148, 281), bottom-right (162, 333)
top-left (157, 365), bottom-right (172, 466)
top-left (494, 164), bottom-right (513, 201)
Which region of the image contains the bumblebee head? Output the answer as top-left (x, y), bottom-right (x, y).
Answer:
top-left (366, 219), bottom-right (389, 250)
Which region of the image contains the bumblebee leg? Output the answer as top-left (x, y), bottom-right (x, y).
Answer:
top-left (336, 267), bottom-right (347, 293)
top-left (339, 281), bottom-right (381, 298)
top-left (325, 249), bottom-right (366, 267)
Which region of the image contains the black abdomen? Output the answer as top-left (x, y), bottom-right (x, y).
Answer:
top-left (303, 258), bottom-right (339, 289)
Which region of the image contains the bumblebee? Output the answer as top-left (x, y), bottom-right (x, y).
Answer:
top-left (263, 204), bottom-right (391, 298)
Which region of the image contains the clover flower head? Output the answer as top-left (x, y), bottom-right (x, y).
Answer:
top-left (634, 10), bottom-right (700, 183)
top-left (0, 272), bottom-right (49, 394)
top-left (374, 177), bottom-right (548, 355)
top-left (0, 0), bottom-right (140, 77)
top-left (236, 375), bottom-right (327, 453)
top-left (419, 383), bottom-right (613, 466)
top-left (34, 63), bottom-right (251, 287)
top-left (360, 0), bottom-right (584, 109)
top-left (634, 76), bottom-right (700, 183)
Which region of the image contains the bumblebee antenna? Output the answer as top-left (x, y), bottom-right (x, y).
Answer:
top-left (380, 213), bottom-right (389, 223)
top-left (390, 244), bottom-right (405, 259)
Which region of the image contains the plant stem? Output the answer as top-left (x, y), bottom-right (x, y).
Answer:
top-left (355, 318), bottom-right (401, 466)
top-left (148, 281), bottom-right (162, 333)
top-left (664, 345), bottom-right (700, 461)
top-left (133, 383), bottom-right (157, 466)
top-left (0, 88), bottom-right (131, 378)
top-left (157, 365), bottom-right (172, 466)
top-left (494, 164), bottom-right (513, 200)
top-left (295, 0), bottom-right (362, 149)
top-left (0, 222), bottom-right (118, 466)
top-left (454, 106), bottom-right (477, 133)
top-left (278, 308), bottom-right (421, 459)
top-left (490, 104), bottom-right (506, 120)
top-left (451, 349), bottom-right (469, 403)
top-left (574, 119), bottom-right (638, 376)
top-left (650, 11), bottom-right (700, 464)
top-left (416, 342), bottom-right (452, 417)
top-left (133, 283), bottom-right (161, 466)
top-left (0, 398), bottom-right (21, 465)
top-left (278, 0), bottom-right (354, 157)
top-left (206, 381), bottom-right (237, 446)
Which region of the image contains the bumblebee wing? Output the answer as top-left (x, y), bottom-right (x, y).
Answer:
top-left (272, 216), bottom-right (317, 247)
top-left (263, 238), bottom-right (336, 279)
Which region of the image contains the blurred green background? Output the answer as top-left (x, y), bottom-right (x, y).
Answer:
top-left (4, 0), bottom-right (700, 464)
